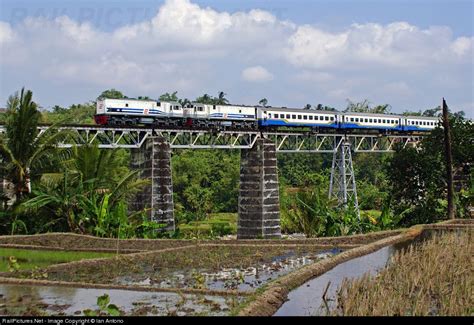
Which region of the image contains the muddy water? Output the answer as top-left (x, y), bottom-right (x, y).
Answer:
top-left (274, 231), bottom-right (439, 316)
top-left (0, 284), bottom-right (242, 316)
top-left (116, 248), bottom-right (343, 292)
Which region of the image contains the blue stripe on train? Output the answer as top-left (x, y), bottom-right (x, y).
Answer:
top-left (340, 123), bottom-right (402, 131)
top-left (258, 119), bottom-right (338, 128)
top-left (107, 107), bottom-right (165, 114)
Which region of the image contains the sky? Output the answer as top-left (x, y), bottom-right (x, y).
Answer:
top-left (0, 0), bottom-right (473, 116)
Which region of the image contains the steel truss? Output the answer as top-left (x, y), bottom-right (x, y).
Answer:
top-left (329, 141), bottom-right (360, 219)
top-left (0, 125), bottom-right (423, 152)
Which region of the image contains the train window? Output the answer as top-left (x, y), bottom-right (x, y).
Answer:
top-left (364, 118), bottom-right (368, 123)
top-left (157, 102), bottom-right (161, 107)
top-left (309, 116), bottom-right (313, 120)
top-left (292, 114), bottom-right (296, 119)
top-left (125, 103), bottom-right (129, 107)
top-left (315, 116), bottom-right (319, 120)
top-left (325, 116), bottom-right (329, 121)
top-left (368, 119), bottom-right (372, 123)
top-left (280, 114), bottom-right (284, 118)
top-left (330, 117), bottom-right (334, 121)
top-left (355, 118), bottom-right (359, 122)
top-left (198, 107), bottom-right (204, 112)
top-left (303, 115), bottom-right (307, 120)
top-left (350, 118), bottom-right (354, 122)
top-left (239, 110), bottom-right (242, 113)
top-left (298, 115), bottom-right (302, 119)
top-left (268, 113), bottom-right (272, 118)
top-left (378, 119), bottom-right (381, 123)
top-left (286, 114), bottom-right (290, 119)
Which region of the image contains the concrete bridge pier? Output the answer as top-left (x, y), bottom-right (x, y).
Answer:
top-left (129, 136), bottom-right (175, 232)
top-left (238, 138), bottom-right (281, 239)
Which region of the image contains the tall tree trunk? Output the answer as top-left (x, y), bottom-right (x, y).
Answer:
top-left (442, 98), bottom-right (455, 219)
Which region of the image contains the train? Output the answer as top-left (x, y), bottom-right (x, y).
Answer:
top-left (94, 98), bottom-right (441, 132)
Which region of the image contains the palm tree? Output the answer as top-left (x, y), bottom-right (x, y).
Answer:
top-left (215, 91), bottom-right (229, 105)
top-left (21, 144), bottom-right (149, 234)
top-left (0, 88), bottom-right (66, 201)
top-left (259, 98), bottom-right (268, 107)
top-left (196, 94), bottom-right (213, 104)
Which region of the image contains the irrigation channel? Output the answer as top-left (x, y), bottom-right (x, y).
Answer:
top-left (274, 228), bottom-right (465, 316)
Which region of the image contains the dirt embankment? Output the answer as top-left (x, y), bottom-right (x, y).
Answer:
top-left (0, 229), bottom-right (402, 253)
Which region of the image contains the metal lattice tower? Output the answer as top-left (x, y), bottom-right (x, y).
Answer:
top-left (329, 140), bottom-right (360, 220)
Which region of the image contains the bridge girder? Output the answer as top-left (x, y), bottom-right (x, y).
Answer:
top-left (0, 125), bottom-right (423, 152)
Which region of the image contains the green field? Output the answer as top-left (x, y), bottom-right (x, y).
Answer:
top-left (178, 213), bottom-right (237, 238)
top-left (0, 248), bottom-right (115, 272)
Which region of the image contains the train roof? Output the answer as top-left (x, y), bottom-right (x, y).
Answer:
top-left (403, 115), bottom-right (440, 120)
top-left (262, 106), bottom-right (338, 114)
top-left (100, 97), bottom-right (158, 103)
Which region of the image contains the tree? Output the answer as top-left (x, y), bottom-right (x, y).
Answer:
top-left (52, 105), bottom-right (67, 113)
top-left (21, 144), bottom-right (148, 234)
top-left (179, 98), bottom-right (192, 107)
top-left (422, 106), bottom-right (441, 117)
top-left (345, 99), bottom-right (390, 114)
top-left (387, 113), bottom-right (473, 225)
top-left (304, 104), bottom-right (312, 110)
top-left (159, 91), bottom-right (179, 102)
top-left (98, 89), bottom-right (124, 100)
top-left (215, 91), bottom-right (229, 105)
top-left (137, 96), bottom-right (150, 100)
top-left (259, 98), bottom-right (268, 107)
top-left (315, 104), bottom-right (338, 111)
top-left (195, 94), bottom-right (214, 104)
top-left (0, 88), bottom-right (65, 200)
top-left (442, 98), bottom-right (455, 219)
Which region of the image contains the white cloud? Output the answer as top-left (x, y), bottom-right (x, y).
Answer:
top-left (0, 22), bottom-right (14, 44)
top-left (285, 22), bottom-right (473, 69)
top-left (0, 0), bottom-right (472, 117)
top-left (242, 66), bottom-right (274, 82)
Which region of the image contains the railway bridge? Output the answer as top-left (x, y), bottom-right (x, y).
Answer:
top-left (0, 125), bottom-right (423, 239)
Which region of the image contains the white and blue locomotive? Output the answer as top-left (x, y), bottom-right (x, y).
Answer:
top-left (94, 98), bottom-right (440, 132)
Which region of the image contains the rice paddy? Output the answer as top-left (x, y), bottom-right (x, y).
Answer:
top-left (328, 230), bottom-right (473, 316)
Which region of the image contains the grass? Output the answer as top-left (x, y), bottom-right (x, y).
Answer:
top-left (330, 230), bottom-right (473, 316)
top-left (178, 213), bottom-right (237, 238)
top-left (0, 248), bottom-right (115, 272)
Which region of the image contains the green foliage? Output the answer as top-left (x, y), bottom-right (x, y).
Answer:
top-left (194, 91), bottom-right (229, 105)
top-left (344, 99), bottom-right (391, 114)
top-left (20, 144), bottom-right (149, 236)
top-left (1, 88), bottom-right (66, 200)
top-left (42, 102), bottom-right (96, 124)
top-left (177, 213), bottom-right (236, 239)
top-left (173, 150), bottom-right (239, 222)
top-left (277, 153), bottom-right (326, 187)
top-left (280, 186), bottom-right (364, 237)
top-left (98, 89), bottom-right (124, 100)
top-left (7, 256), bottom-right (20, 273)
top-left (387, 114), bottom-right (473, 225)
top-left (259, 98), bottom-right (268, 107)
top-left (159, 91), bottom-right (179, 102)
top-left (84, 294), bottom-right (121, 316)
